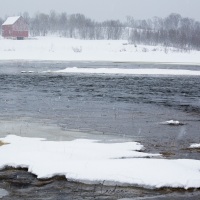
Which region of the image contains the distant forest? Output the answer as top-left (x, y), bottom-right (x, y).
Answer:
top-left (1, 11), bottom-right (200, 50)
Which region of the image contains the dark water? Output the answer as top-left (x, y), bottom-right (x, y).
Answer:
top-left (0, 62), bottom-right (200, 156)
top-left (0, 61), bottom-right (200, 199)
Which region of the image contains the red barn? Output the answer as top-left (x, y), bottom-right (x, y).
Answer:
top-left (2, 16), bottom-right (28, 40)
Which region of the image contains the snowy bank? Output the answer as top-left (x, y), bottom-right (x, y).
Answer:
top-left (1, 36), bottom-right (200, 64)
top-left (1, 135), bottom-right (200, 189)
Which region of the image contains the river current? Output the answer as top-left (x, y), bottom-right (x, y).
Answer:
top-left (0, 61), bottom-right (200, 199)
top-left (0, 61), bottom-right (200, 156)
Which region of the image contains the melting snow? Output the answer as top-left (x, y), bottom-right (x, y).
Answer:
top-left (0, 135), bottom-right (200, 189)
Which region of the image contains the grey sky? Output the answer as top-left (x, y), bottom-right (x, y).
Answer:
top-left (1, 0), bottom-right (200, 21)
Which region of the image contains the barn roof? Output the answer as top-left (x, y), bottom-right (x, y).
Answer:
top-left (2, 16), bottom-right (21, 26)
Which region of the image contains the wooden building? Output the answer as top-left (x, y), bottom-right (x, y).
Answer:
top-left (2, 16), bottom-right (28, 40)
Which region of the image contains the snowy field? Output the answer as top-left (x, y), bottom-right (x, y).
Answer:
top-left (0, 135), bottom-right (200, 189)
top-left (0, 36), bottom-right (200, 64)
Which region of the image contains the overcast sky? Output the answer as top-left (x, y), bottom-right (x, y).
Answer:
top-left (1, 0), bottom-right (200, 21)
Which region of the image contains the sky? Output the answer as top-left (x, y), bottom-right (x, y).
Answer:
top-left (0, 0), bottom-right (200, 22)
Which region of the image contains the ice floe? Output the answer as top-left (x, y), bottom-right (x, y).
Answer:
top-left (44, 67), bottom-right (200, 76)
top-left (190, 144), bottom-right (200, 148)
top-left (161, 120), bottom-right (185, 126)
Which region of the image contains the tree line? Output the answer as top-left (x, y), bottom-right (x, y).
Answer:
top-left (20, 11), bottom-right (124, 40)
top-left (127, 13), bottom-right (200, 50)
top-left (1, 11), bottom-right (200, 50)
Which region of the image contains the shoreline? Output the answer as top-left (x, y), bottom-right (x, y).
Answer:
top-left (1, 59), bottom-right (200, 66)
top-left (2, 167), bottom-right (200, 200)
top-left (0, 118), bottom-right (200, 190)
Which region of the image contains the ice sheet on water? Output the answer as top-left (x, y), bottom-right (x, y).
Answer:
top-left (43, 67), bottom-right (200, 76)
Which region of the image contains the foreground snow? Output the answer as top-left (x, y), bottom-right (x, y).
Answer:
top-left (1, 135), bottom-right (200, 189)
top-left (1, 36), bottom-right (200, 64)
top-left (45, 67), bottom-right (200, 76)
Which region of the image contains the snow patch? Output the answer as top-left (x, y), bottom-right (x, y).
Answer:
top-left (21, 71), bottom-right (35, 74)
top-left (190, 144), bottom-right (200, 149)
top-left (161, 120), bottom-right (185, 125)
top-left (44, 67), bottom-right (200, 76)
top-left (0, 135), bottom-right (200, 189)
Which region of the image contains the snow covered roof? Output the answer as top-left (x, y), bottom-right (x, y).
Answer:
top-left (2, 16), bottom-right (21, 25)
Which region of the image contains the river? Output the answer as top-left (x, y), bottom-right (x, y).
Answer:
top-left (0, 61), bottom-right (200, 199)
